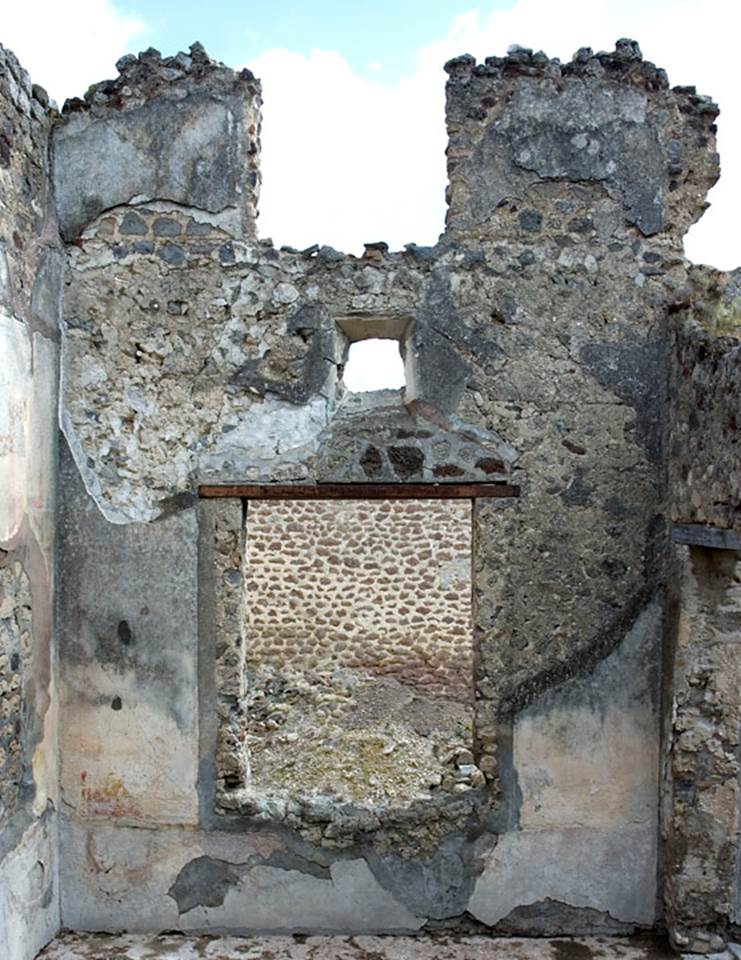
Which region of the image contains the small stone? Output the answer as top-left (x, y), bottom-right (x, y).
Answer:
top-left (519, 210), bottom-right (543, 232)
top-left (153, 217), bottom-right (181, 237)
top-left (614, 38), bottom-right (642, 62)
top-left (120, 212), bottom-right (147, 236)
top-left (219, 243), bottom-right (235, 265)
top-left (156, 243), bottom-right (184, 266)
top-left (318, 245), bottom-right (344, 263)
top-left (185, 219), bottom-right (211, 237)
top-left (115, 54), bottom-right (137, 74)
top-left (31, 83), bottom-right (49, 108)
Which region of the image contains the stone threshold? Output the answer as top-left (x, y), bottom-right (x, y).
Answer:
top-left (38, 932), bottom-right (675, 960)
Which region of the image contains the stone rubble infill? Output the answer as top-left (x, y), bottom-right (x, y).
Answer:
top-left (38, 933), bottom-right (676, 959)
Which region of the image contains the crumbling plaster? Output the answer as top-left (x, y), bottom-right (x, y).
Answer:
top-left (0, 31), bottom-right (739, 959)
top-left (54, 37), bottom-right (694, 938)
top-left (0, 41), bottom-right (62, 960)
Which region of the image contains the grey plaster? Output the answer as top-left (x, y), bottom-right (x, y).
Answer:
top-left (60, 818), bottom-right (426, 935)
top-left (53, 94), bottom-right (246, 241)
top-left (468, 823), bottom-right (657, 928)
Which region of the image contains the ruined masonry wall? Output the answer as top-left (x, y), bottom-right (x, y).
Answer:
top-left (0, 563), bottom-right (33, 823)
top-left (665, 547), bottom-right (741, 953)
top-left (2, 35), bottom-right (723, 947)
top-left (54, 41), bottom-right (683, 934)
top-left (244, 499), bottom-right (472, 699)
top-left (0, 42), bottom-right (62, 960)
top-left (670, 267), bottom-right (741, 533)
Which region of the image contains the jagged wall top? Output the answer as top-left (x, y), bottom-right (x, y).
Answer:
top-left (62, 42), bottom-right (261, 117)
top-left (53, 43), bottom-right (262, 242)
top-left (444, 39), bottom-right (720, 245)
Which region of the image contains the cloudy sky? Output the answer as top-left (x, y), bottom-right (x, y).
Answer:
top-left (3, 0), bottom-right (739, 270)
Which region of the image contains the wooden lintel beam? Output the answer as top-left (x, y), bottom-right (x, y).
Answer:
top-left (672, 524), bottom-right (741, 552)
top-left (198, 482), bottom-right (519, 501)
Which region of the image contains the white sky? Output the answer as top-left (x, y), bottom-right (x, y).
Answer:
top-left (3, 1), bottom-right (739, 389)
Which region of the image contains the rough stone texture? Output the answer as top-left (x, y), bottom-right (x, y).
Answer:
top-left (444, 43), bottom-right (718, 245)
top-left (235, 497), bottom-right (476, 808)
top-left (0, 31), bottom-right (738, 953)
top-left (53, 45), bottom-right (262, 242)
top-left (663, 263), bottom-right (741, 953)
top-left (48, 37), bottom-right (724, 940)
top-left (39, 932), bottom-right (676, 960)
top-left (244, 499), bottom-right (472, 698)
top-left (0, 561), bottom-right (33, 823)
top-left (664, 547), bottom-right (741, 953)
top-left (0, 39), bottom-right (62, 960)
top-left (669, 267), bottom-right (741, 533)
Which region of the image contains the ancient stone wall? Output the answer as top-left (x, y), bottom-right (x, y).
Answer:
top-left (0, 31), bottom-right (731, 950)
top-left (664, 547), bottom-right (741, 954)
top-left (244, 499), bottom-right (472, 698)
top-left (236, 498), bottom-right (474, 808)
top-left (670, 266), bottom-right (740, 535)
top-left (0, 562), bottom-right (33, 824)
top-left (53, 40), bottom-right (693, 935)
top-left (0, 42), bottom-right (61, 960)
top-left (662, 266), bottom-right (741, 952)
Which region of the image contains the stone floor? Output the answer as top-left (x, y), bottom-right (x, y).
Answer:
top-left (39, 932), bottom-right (676, 960)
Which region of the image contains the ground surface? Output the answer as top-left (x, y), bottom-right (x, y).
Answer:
top-left (39, 933), bottom-right (675, 960)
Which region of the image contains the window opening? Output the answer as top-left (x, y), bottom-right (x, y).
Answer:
top-left (342, 337), bottom-right (405, 392)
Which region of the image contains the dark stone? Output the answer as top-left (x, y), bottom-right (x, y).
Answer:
top-left (476, 457), bottom-right (506, 474)
top-left (117, 620), bottom-right (133, 645)
top-left (0, 133), bottom-right (11, 168)
top-left (157, 243), bottom-right (185, 266)
top-left (568, 217), bottom-right (593, 234)
top-left (219, 243), bottom-right (235, 265)
top-left (318, 245), bottom-right (344, 262)
top-left (185, 219), bottom-right (212, 236)
top-left (120, 212), bottom-right (147, 236)
top-left (561, 439), bottom-right (586, 455)
top-left (359, 445), bottom-right (384, 478)
top-left (31, 84), bottom-right (49, 108)
top-left (519, 210), bottom-right (543, 232)
top-left (153, 217), bottom-right (181, 237)
top-left (602, 558), bottom-right (628, 580)
top-left (433, 463), bottom-right (465, 477)
top-left (388, 446), bottom-right (425, 479)
top-left (111, 696), bottom-right (122, 710)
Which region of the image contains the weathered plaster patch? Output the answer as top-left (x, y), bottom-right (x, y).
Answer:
top-left (514, 601), bottom-right (660, 831)
top-left (468, 824), bottom-right (657, 927)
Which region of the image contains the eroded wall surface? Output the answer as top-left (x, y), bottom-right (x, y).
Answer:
top-left (663, 269), bottom-right (741, 952)
top-left (50, 39), bottom-right (714, 937)
top-left (0, 43), bottom-right (62, 960)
